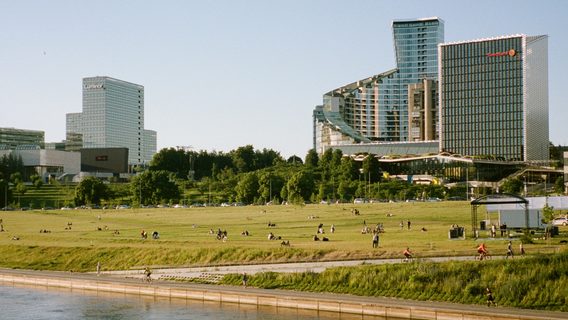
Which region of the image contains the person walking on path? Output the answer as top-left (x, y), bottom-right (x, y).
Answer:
top-left (242, 272), bottom-right (248, 288)
top-left (407, 220), bottom-right (411, 230)
top-left (519, 242), bottom-right (526, 256)
top-left (96, 262), bottom-right (101, 276)
top-left (506, 240), bottom-right (514, 259)
top-left (486, 287), bottom-right (496, 306)
top-left (144, 267), bottom-right (152, 282)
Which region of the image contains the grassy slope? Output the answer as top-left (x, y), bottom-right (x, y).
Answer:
top-left (1, 201), bottom-right (567, 311)
top-left (0, 201), bottom-right (565, 271)
top-left (220, 252), bottom-right (568, 311)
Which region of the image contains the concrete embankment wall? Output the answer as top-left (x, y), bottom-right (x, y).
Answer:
top-left (0, 271), bottom-right (565, 320)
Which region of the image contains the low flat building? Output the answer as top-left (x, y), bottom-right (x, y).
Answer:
top-left (0, 149), bottom-right (80, 181)
top-left (80, 148), bottom-right (128, 174)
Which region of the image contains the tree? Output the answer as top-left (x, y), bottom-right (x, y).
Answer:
top-left (362, 154), bottom-right (381, 183)
top-left (0, 154), bottom-right (24, 180)
top-left (149, 148), bottom-right (189, 179)
top-left (304, 149), bottom-right (319, 168)
top-left (131, 170), bottom-right (180, 205)
top-left (542, 203), bottom-right (555, 225)
top-left (501, 178), bottom-right (523, 195)
top-left (287, 155), bottom-right (303, 165)
top-left (337, 179), bottom-right (354, 202)
top-left (0, 176), bottom-right (10, 208)
top-left (75, 176), bottom-right (109, 206)
top-left (286, 170), bottom-right (315, 204)
top-left (235, 172), bottom-right (259, 204)
top-left (257, 171), bottom-right (284, 204)
top-left (256, 148), bottom-right (284, 168)
top-left (338, 157), bottom-right (359, 181)
top-left (30, 174), bottom-right (43, 189)
top-left (231, 145), bottom-right (255, 173)
top-left (554, 176), bottom-right (564, 195)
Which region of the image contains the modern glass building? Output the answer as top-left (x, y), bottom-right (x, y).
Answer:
top-left (313, 17), bottom-right (444, 154)
top-left (0, 127), bottom-right (45, 150)
top-left (66, 77), bottom-right (157, 165)
top-left (439, 35), bottom-right (549, 162)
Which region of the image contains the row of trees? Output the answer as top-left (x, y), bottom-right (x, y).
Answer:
top-left (0, 154), bottom-right (43, 208)
top-left (8, 143), bottom-right (565, 207)
top-left (74, 146), bottom-right (459, 206)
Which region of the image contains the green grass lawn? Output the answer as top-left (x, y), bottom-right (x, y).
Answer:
top-left (0, 201), bottom-right (565, 271)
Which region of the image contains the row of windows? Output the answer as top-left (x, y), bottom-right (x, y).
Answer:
top-left (443, 117), bottom-right (523, 129)
top-left (443, 64), bottom-right (522, 75)
top-left (443, 57), bottom-right (522, 69)
top-left (443, 65), bottom-right (522, 78)
top-left (442, 37), bottom-right (522, 58)
top-left (444, 95), bottom-right (523, 106)
top-left (443, 132), bottom-right (522, 144)
top-left (443, 81), bottom-right (522, 94)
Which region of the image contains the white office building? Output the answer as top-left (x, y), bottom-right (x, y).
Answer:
top-left (66, 76), bottom-right (157, 165)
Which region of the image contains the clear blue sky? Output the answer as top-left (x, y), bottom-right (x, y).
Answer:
top-left (1, 0), bottom-right (566, 159)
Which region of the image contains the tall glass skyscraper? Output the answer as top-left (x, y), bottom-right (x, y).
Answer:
top-left (381, 18), bottom-right (444, 141)
top-left (439, 35), bottom-right (548, 161)
top-left (66, 76), bottom-right (157, 165)
top-left (314, 18), bottom-right (444, 154)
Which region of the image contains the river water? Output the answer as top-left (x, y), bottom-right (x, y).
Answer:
top-left (0, 284), bottom-right (392, 319)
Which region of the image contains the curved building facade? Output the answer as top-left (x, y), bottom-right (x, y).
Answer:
top-left (313, 17), bottom-right (444, 154)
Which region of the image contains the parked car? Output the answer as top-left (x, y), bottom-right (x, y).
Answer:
top-left (552, 217), bottom-right (568, 226)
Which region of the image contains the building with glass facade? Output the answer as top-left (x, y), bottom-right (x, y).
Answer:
top-left (408, 79), bottom-right (438, 141)
top-left (0, 127), bottom-right (45, 150)
top-left (66, 76), bottom-right (157, 165)
top-left (439, 35), bottom-right (549, 162)
top-left (313, 17), bottom-right (444, 154)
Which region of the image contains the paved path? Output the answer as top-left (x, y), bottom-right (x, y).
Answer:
top-left (103, 255), bottom-right (500, 281)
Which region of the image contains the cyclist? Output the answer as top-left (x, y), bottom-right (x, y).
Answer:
top-left (477, 243), bottom-right (488, 260)
top-left (403, 247), bottom-right (413, 262)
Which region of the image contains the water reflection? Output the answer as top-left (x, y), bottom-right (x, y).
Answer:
top-left (0, 284), bottom-right (394, 320)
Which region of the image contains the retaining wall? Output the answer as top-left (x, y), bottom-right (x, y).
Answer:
top-left (0, 271), bottom-right (565, 320)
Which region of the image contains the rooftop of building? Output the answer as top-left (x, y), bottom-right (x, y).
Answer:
top-left (83, 76), bottom-right (144, 89)
top-left (392, 17), bottom-right (444, 24)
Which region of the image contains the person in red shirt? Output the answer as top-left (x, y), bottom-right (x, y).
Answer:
top-left (477, 243), bottom-right (488, 260)
top-left (403, 247), bottom-right (412, 261)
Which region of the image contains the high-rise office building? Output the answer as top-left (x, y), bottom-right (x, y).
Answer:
top-left (66, 76), bottom-right (157, 165)
top-left (314, 17), bottom-right (444, 154)
top-left (439, 35), bottom-right (548, 161)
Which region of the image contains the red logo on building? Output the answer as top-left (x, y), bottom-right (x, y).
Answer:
top-left (486, 49), bottom-right (516, 57)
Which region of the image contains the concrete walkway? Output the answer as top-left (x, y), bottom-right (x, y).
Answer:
top-left (103, 255), bottom-right (495, 281)
top-left (0, 268), bottom-right (566, 320)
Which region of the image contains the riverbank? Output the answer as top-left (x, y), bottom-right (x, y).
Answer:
top-left (0, 268), bottom-right (565, 320)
